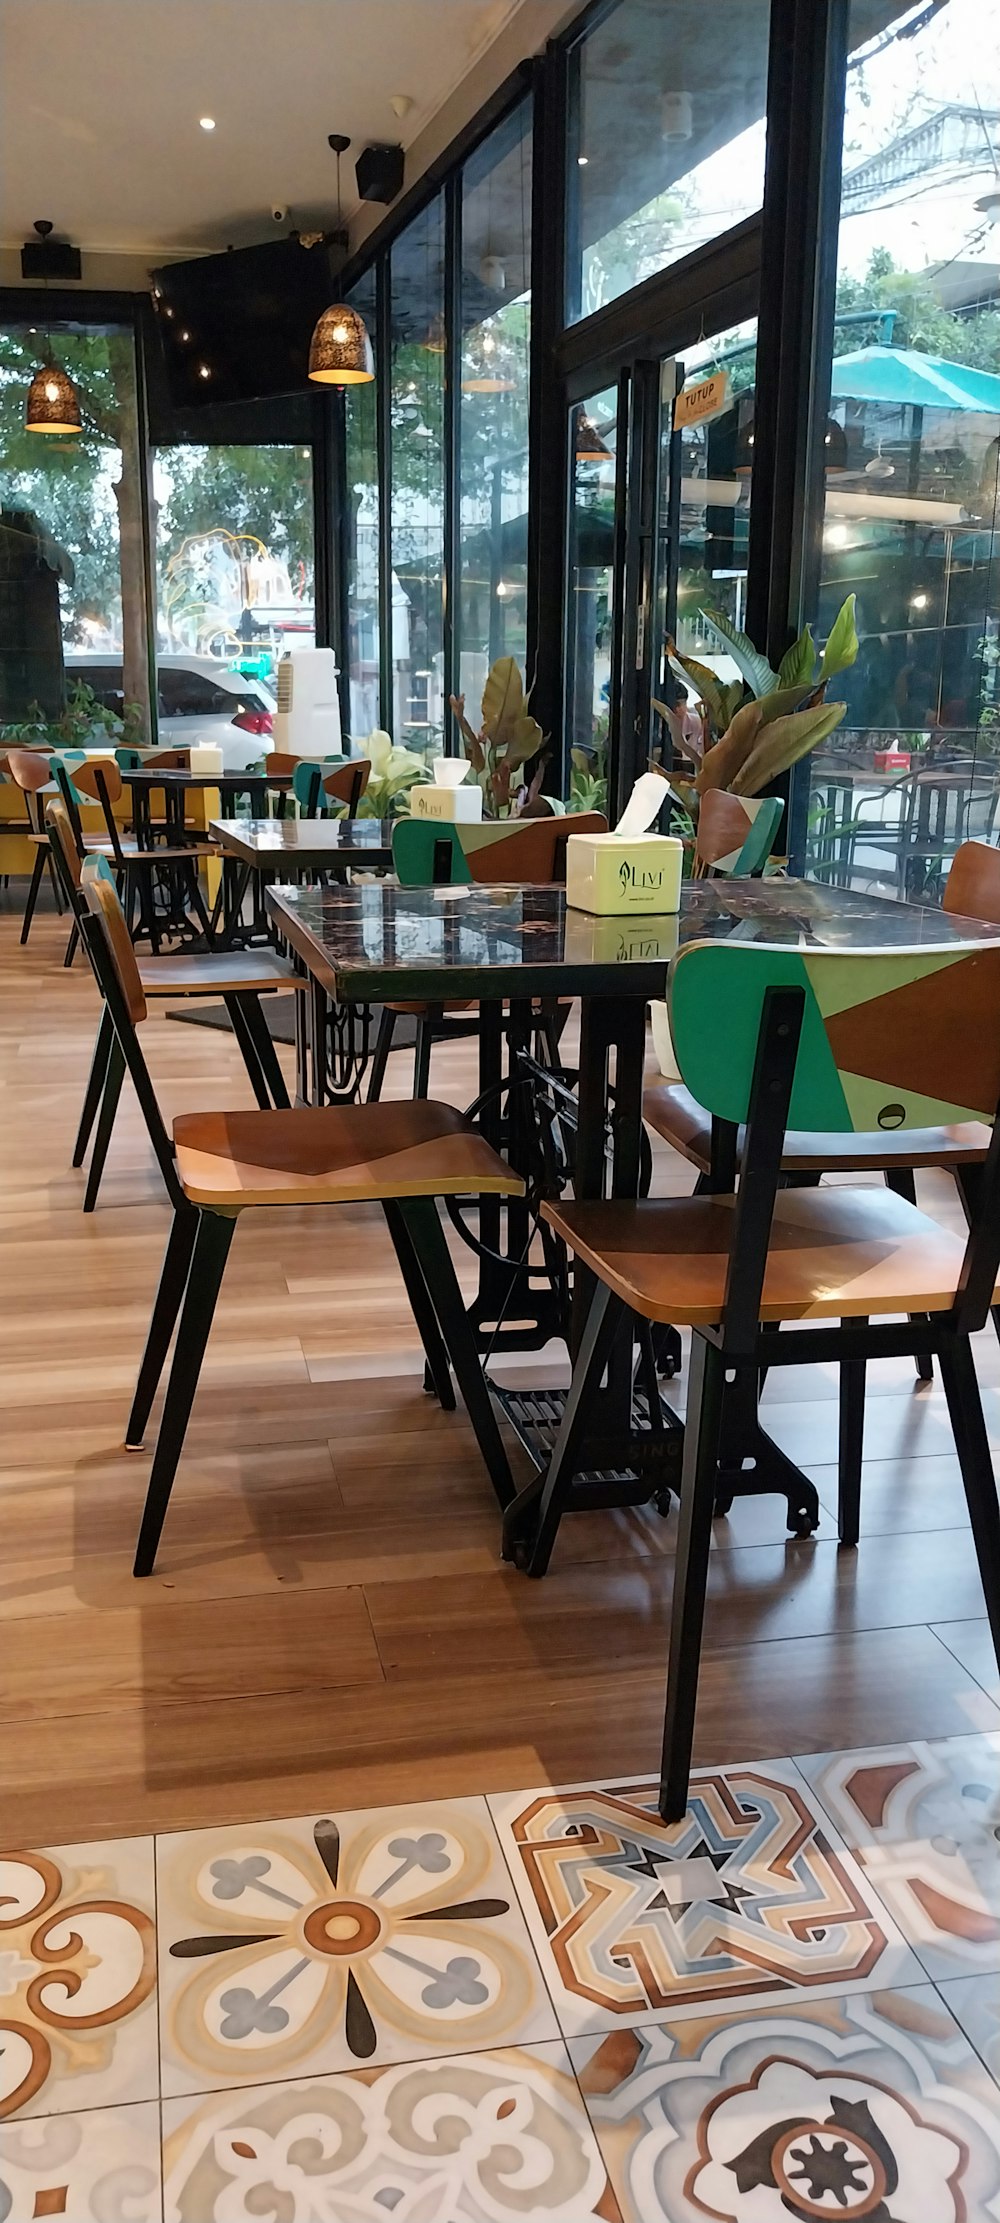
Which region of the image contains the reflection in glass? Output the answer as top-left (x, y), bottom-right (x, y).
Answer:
top-left (344, 272), bottom-right (380, 737)
top-left (0, 320), bottom-right (153, 736)
top-left (458, 99), bottom-right (532, 721)
top-left (566, 386), bottom-right (617, 788)
top-left (153, 438), bottom-right (314, 679)
top-left (805, 0), bottom-right (1000, 899)
top-left (568, 0), bottom-right (770, 321)
top-left (390, 197), bottom-right (446, 751)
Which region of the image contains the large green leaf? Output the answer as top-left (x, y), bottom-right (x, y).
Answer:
top-left (481, 656), bottom-right (524, 743)
top-left (695, 698), bottom-right (764, 793)
top-left (730, 701), bottom-right (846, 795)
top-left (777, 625), bottom-right (816, 690)
top-left (757, 682), bottom-right (816, 726)
top-left (819, 594), bottom-right (859, 682)
top-left (506, 711), bottom-right (545, 767)
top-left (665, 646), bottom-right (727, 732)
top-left (699, 607), bottom-right (779, 699)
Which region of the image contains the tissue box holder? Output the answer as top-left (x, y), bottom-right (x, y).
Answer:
top-left (565, 831), bottom-right (682, 915)
top-left (411, 784), bottom-right (483, 824)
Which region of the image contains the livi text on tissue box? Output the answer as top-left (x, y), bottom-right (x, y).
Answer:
top-left (566, 772), bottom-right (682, 915)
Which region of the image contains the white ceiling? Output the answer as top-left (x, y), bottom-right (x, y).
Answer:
top-left (0, 0), bottom-right (534, 258)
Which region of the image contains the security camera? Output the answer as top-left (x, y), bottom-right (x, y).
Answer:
top-left (271, 204), bottom-right (289, 226)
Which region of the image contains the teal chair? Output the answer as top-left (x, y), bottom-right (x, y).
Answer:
top-left (291, 757), bottom-right (369, 819)
top-left (512, 934), bottom-right (1000, 1820)
top-left (392, 821), bottom-right (472, 886)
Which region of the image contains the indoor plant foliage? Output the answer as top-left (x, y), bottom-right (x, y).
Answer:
top-left (355, 728), bottom-right (427, 819)
top-left (658, 594), bottom-right (859, 822)
top-left (449, 658), bottom-right (548, 817)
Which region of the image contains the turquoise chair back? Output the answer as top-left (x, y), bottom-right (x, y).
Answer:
top-left (695, 791), bottom-right (784, 877)
top-left (392, 821), bottom-right (472, 886)
top-left (292, 757), bottom-right (348, 817)
top-left (669, 937), bottom-right (1000, 1132)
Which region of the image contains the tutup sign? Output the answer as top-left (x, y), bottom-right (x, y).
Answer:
top-left (673, 371), bottom-right (732, 429)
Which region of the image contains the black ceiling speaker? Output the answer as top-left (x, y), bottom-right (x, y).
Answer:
top-left (355, 143), bottom-right (404, 204)
top-left (21, 220), bottom-right (81, 282)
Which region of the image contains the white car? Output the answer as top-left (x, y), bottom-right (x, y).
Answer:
top-left (65, 652), bottom-right (276, 769)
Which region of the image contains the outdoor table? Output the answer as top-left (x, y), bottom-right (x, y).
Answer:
top-left (265, 873), bottom-right (999, 1547)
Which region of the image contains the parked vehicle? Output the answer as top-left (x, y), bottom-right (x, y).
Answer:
top-left (65, 653), bottom-right (276, 768)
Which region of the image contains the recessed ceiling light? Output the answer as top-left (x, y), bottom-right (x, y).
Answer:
top-left (199, 116), bottom-right (216, 132)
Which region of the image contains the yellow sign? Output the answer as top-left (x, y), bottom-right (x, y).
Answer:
top-left (673, 371), bottom-right (731, 429)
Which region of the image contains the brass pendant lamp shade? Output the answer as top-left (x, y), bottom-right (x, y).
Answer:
top-left (307, 134), bottom-right (374, 386)
top-left (308, 304), bottom-right (374, 384)
top-left (25, 360), bottom-right (81, 434)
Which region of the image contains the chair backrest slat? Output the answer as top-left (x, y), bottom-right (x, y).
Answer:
top-left (670, 938), bottom-right (1000, 1133)
top-left (81, 859), bottom-right (147, 1024)
top-left (45, 797), bottom-right (83, 897)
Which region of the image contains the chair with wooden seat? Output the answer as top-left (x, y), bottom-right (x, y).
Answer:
top-left (367, 812), bottom-right (609, 1100)
top-left (5, 749), bottom-right (64, 943)
top-left (79, 864), bottom-right (522, 1570)
top-left (322, 759), bottom-right (371, 816)
top-left (47, 807), bottom-right (301, 1207)
top-left (54, 756), bottom-right (217, 952)
top-left (509, 933), bottom-right (1000, 1822)
top-left (644, 839), bottom-right (1000, 1381)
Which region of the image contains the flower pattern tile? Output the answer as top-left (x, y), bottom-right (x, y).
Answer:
top-left (0, 1836), bottom-right (158, 2120)
top-left (572, 1987), bottom-right (1000, 2223)
top-left (162, 2043), bottom-right (620, 2221)
top-left (156, 1798), bottom-right (558, 2097)
top-left (489, 1765), bottom-right (919, 2037)
top-left (0, 2101), bottom-right (161, 2221)
top-left (797, 1734), bottom-right (1000, 1980)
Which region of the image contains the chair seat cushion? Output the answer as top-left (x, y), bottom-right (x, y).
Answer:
top-left (140, 950), bottom-right (301, 997)
top-left (173, 1098), bottom-right (525, 1210)
top-left (542, 1187), bottom-right (979, 1326)
top-left (643, 1077), bottom-right (991, 1173)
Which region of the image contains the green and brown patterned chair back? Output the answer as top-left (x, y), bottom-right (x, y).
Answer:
top-left (670, 938), bottom-right (1000, 1133)
top-left (695, 791), bottom-right (784, 877)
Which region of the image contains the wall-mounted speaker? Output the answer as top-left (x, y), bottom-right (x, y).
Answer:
top-left (355, 143), bottom-right (404, 204)
top-left (21, 237), bottom-right (82, 281)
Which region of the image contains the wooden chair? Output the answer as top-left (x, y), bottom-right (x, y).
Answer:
top-left (322, 759), bottom-right (371, 815)
top-left (5, 749), bottom-right (64, 944)
top-left (47, 807), bottom-right (301, 1208)
top-left (693, 789), bottom-right (783, 876)
top-left (79, 864), bottom-right (522, 1570)
top-left (368, 813), bottom-right (609, 1099)
top-left (644, 839), bottom-right (1000, 1385)
top-left (54, 757), bottom-right (217, 953)
top-left (512, 934), bottom-right (1000, 1821)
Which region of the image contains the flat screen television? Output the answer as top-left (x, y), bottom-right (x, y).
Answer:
top-left (151, 237), bottom-right (344, 406)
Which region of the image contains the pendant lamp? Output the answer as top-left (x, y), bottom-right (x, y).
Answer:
top-left (575, 408), bottom-right (611, 463)
top-left (24, 222), bottom-right (82, 433)
top-left (308, 137), bottom-right (374, 386)
top-left (461, 329), bottom-right (515, 394)
top-left (26, 361), bottom-right (82, 434)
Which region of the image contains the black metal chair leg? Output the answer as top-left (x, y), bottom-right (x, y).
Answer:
top-left (46, 852), bottom-right (65, 914)
top-left (838, 1318), bottom-right (867, 1547)
top-left (74, 1008), bottom-right (114, 1166)
top-left (659, 1332), bottom-right (726, 1824)
top-left (413, 1013), bottom-right (435, 1099)
top-left (517, 1286), bottom-right (628, 1576)
top-left (381, 1200), bottom-right (456, 1411)
top-left (397, 1197), bottom-right (515, 1510)
top-left (939, 1334), bottom-right (1000, 1679)
top-left (20, 845), bottom-right (46, 945)
top-left (82, 1037), bottom-right (126, 1213)
top-left (238, 991), bottom-right (291, 1110)
top-left (125, 1207), bottom-right (200, 1448)
top-left (63, 920), bottom-right (80, 969)
top-left (366, 1008), bottom-right (396, 1102)
top-left (224, 994), bottom-right (272, 1108)
top-left (134, 1210), bottom-right (236, 1575)
top-left (884, 1167), bottom-right (933, 1380)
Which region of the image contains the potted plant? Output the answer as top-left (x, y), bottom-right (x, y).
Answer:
top-left (355, 728), bottom-right (428, 819)
top-left (449, 658), bottom-right (549, 817)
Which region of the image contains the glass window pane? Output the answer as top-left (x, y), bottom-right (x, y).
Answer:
top-left (569, 0), bottom-right (770, 322)
top-left (0, 320), bottom-right (153, 743)
top-left (458, 99), bottom-right (532, 725)
top-left (344, 271), bottom-right (380, 740)
top-left (391, 197), bottom-right (445, 751)
top-left (806, 0), bottom-right (1000, 898)
top-left (567, 386), bottom-right (617, 802)
top-left (153, 442), bottom-right (314, 694)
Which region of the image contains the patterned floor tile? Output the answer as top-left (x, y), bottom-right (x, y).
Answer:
top-left (488, 1764), bottom-right (919, 2039)
top-left (797, 1733), bottom-right (1000, 1980)
top-left (156, 1798), bottom-right (559, 2099)
top-left (0, 2100), bottom-right (161, 2221)
top-left (939, 1973), bottom-right (1000, 2083)
top-left (162, 2043), bottom-right (620, 2221)
top-left (572, 1986), bottom-right (1000, 2223)
top-left (0, 1836), bottom-right (158, 2120)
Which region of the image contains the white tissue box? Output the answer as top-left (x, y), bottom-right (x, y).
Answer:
top-left (189, 744), bottom-right (224, 777)
top-left (565, 831), bottom-right (683, 915)
top-left (411, 783), bottom-right (483, 824)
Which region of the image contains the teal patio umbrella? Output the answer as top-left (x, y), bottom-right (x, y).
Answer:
top-left (830, 345), bottom-right (1000, 413)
